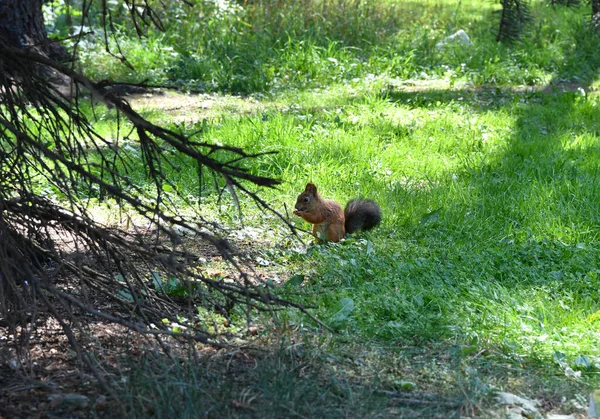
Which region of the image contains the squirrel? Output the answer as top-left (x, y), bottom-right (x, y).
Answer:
top-left (293, 183), bottom-right (381, 242)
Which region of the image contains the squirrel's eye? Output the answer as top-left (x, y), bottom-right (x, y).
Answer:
top-left (303, 197), bottom-right (309, 203)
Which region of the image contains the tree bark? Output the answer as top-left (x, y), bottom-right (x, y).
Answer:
top-left (0, 0), bottom-right (64, 59)
top-left (0, 0), bottom-right (46, 46)
top-left (593, 0), bottom-right (600, 28)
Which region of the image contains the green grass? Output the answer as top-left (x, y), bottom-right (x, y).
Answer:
top-left (43, 0), bottom-right (600, 416)
top-left (119, 347), bottom-right (418, 418)
top-left (100, 83), bottom-right (600, 416)
top-left (57, 0), bottom-right (600, 93)
top-left (207, 86), bottom-right (600, 355)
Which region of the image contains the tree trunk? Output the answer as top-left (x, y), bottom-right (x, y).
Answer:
top-left (496, 0), bottom-right (532, 43)
top-left (593, 0), bottom-right (600, 28)
top-left (0, 0), bottom-right (46, 46)
top-left (0, 0), bottom-right (63, 59)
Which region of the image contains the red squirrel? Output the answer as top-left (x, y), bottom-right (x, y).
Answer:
top-left (293, 183), bottom-right (381, 242)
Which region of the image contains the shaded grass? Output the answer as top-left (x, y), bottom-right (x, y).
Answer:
top-left (122, 350), bottom-right (386, 418)
top-left (120, 340), bottom-right (478, 418)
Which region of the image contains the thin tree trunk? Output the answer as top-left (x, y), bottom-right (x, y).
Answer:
top-left (496, 0), bottom-right (508, 42)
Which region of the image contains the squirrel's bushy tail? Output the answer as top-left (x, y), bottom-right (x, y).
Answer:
top-left (344, 199), bottom-right (381, 234)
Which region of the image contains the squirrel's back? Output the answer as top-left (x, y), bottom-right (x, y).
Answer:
top-left (344, 199), bottom-right (381, 234)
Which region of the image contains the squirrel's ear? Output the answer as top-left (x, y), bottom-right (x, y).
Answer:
top-left (305, 183), bottom-right (317, 196)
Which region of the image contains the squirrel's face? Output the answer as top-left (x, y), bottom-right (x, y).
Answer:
top-left (294, 193), bottom-right (313, 214)
top-left (293, 183), bottom-right (318, 216)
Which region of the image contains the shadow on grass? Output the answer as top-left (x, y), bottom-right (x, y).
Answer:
top-left (360, 22), bottom-right (600, 394)
top-left (119, 343), bottom-right (466, 419)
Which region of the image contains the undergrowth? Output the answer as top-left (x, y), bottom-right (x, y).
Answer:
top-left (45, 0), bottom-right (600, 93)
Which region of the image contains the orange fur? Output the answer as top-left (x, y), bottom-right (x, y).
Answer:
top-left (293, 183), bottom-right (345, 242)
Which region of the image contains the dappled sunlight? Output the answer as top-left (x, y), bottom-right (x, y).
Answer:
top-left (130, 91), bottom-right (266, 124)
top-left (78, 69), bottom-right (600, 409)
